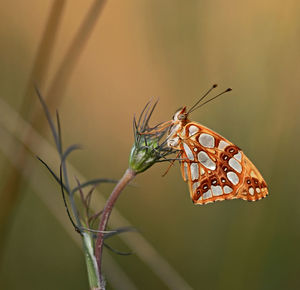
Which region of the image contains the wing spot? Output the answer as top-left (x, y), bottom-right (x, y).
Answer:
top-left (212, 185), bottom-right (223, 196)
top-left (234, 152), bottom-right (242, 161)
top-left (249, 187), bottom-right (255, 195)
top-left (203, 189), bottom-right (212, 199)
top-left (222, 154), bottom-right (229, 161)
top-left (193, 182), bottom-right (200, 192)
top-left (188, 125), bottom-right (199, 137)
top-left (256, 187), bottom-right (261, 193)
top-left (198, 151), bottom-right (216, 170)
top-left (221, 178), bottom-right (226, 183)
top-left (190, 163), bottom-right (199, 181)
top-left (218, 140), bottom-right (229, 150)
top-left (201, 182), bottom-right (209, 191)
top-left (226, 146), bottom-right (238, 155)
top-left (224, 185), bottom-right (233, 194)
top-left (199, 133), bottom-right (215, 148)
top-left (188, 125), bottom-right (199, 136)
top-left (200, 167), bottom-right (205, 175)
top-left (227, 171), bottom-right (239, 185)
top-left (228, 158), bottom-right (242, 173)
top-left (222, 166), bottom-right (228, 172)
top-left (183, 162), bottom-right (188, 180)
top-left (183, 143), bottom-right (194, 161)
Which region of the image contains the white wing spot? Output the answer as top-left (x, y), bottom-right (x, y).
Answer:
top-left (224, 185), bottom-right (233, 194)
top-left (228, 158), bottom-right (242, 173)
top-left (200, 167), bottom-right (205, 175)
top-left (193, 148), bottom-right (198, 152)
top-left (193, 181), bottom-right (200, 192)
top-left (227, 171), bottom-right (239, 185)
top-left (183, 143), bottom-right (194, 161)
top-left (249, 187), bottom-right (255, 195)
top-left (197, 151), bottom-right (216, 170)
top-left (211, 185), bottom-right (223, 196)
top-left (188, 125), bottom-right (199, 136)
top-left (202, 189), bottom-right (212, 200)
top-left (218, 140), bottom-right (229, 150)
top-left (234, 151), bottom-right (242, 161)
top-left (183, 162), bottom-right (188, 180)
top-left (199, 133), bottom-right (215, 148)
top-left (256, 187), bottom-right (261, 193)
top-left (190, 163), bottom-right (199, 181)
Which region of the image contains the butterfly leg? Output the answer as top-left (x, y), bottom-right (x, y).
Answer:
top-left (161, 151), bottom-right (182, 177)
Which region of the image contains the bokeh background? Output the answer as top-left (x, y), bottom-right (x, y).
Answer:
top-left (0, 1), bottom-right (299, 289)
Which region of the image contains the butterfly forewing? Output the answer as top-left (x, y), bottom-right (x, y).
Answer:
top-left (179, 122), bottom-right (268, 205)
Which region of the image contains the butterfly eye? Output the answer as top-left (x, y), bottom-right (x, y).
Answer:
top-left (178, 114), bottom-right (186, 120)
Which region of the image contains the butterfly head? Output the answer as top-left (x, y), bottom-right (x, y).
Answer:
top-left (173, 107), bottom-right (189, 123)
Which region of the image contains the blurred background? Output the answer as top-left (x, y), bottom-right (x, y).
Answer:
top-left (0, 1), bottom-right (299, 289)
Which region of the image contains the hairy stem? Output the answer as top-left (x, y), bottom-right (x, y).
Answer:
top-left (95, 168), bottom-right (136, 284)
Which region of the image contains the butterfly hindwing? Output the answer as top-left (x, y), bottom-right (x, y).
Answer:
top-left (179, 122), bottom-right (268, 205)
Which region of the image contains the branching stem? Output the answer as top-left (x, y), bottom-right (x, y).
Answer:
top-left (95, 168), bottom-right (136, 283)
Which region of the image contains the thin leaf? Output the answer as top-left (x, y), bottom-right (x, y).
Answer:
top-left (137, 100), bottom-right (151, 130)
top-left (71, 178), bottom-right (118, 195)
top-left (88, 209), bottom-right (103, 226)
top-left (36, 156), bottom-right (69, 193)
top-left (104, 226), bottom-right (137, 240)
top-left (74, 176), bottom-right (86, 207)
top-left (35, 86), bottom-right (60, 150)
top-left (104, 243), bottom-right (133, 256)
top-left (142, 99), bottom-right (158, 131)
top-left (59, 163), bottom-right (80, 233)
top-left (61, 144), bottom-right (82, 163)
top-left (140, 100), bottom-right (153, 131)
top-left (56, 110), bottom-right (62, 154)
top-left (86, 185), bottom-right (97, 210)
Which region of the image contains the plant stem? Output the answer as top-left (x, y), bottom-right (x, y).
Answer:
top-left (95, 168), bottom-right (136, 285)
top-left (83, 232), bottom-right (101, 289)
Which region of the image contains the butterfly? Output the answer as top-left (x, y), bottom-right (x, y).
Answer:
top-left (152, 85), bottom-right (268, 205)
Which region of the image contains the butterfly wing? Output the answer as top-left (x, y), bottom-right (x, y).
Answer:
top-left (179, 122), bottom-right (268, 205)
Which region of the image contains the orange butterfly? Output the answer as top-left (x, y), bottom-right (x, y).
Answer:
top-left (150, 85), bottom-right (268, 205)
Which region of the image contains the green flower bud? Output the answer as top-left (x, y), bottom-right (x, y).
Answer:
top-left (129, 135), bottom-right (160, 173)
top-left (129, 100), bottom-right (174, 174)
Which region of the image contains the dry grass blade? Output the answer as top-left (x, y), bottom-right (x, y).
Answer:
top-left (46, 0), bottom-right (108, 102)
top-left (0, 1), bottom-right (66, 261)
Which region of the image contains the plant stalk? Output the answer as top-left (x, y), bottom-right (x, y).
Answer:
top-left (95, 168), bottom-right (136, 285)
top-left (83, 232), bottom-right (101, 289)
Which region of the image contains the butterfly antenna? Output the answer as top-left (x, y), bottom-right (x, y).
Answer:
top-left (189, 88), bottom-right (232, 112)
top-left (187, 84), bottom-right (218, 114)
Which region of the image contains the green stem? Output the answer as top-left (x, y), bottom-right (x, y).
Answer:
top-left (83, 232), bottom-right (101, 289)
